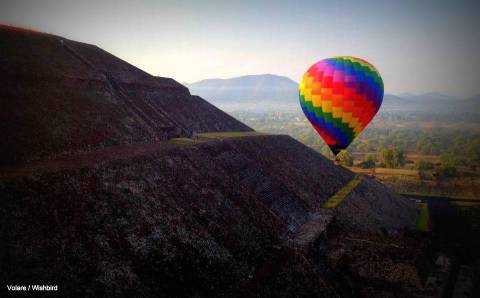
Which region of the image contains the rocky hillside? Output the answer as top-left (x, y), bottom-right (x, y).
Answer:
top-left (0, 25), bottom-right (419, 297)
top-left (0, 25), bottom-right (250, 166)
top-left (0, 135), bottom-right (417, 297)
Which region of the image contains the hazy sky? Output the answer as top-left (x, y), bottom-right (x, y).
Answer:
top-left (2, 0), bottom-right (480, 97)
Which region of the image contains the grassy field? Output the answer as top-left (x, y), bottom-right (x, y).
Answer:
top-left (383, 175), bottom-right (479, 199)
top-left (415, 201), bottom-right (430, 232)
top-left (323, 175), bottom-right (363, 209)
top-left (169, 137), bottom-right (199, 145)
top-left (349, 166), bottom-right (480, 200)
top-left (351, 152), bottom-right (441, 164)
top-left (350, 167), bottom-right (419, 177)
top-left (197, 131), bottom-right (270, 139)
top-left (450, 201), bottom-right (480, 207)
top-left (170, 131), bottom-right (271, 145)
top-left (405, 153), bottom-right (440, 163)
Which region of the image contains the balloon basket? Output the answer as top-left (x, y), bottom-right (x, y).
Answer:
top-left (333, 156), bottom-right (341, 166)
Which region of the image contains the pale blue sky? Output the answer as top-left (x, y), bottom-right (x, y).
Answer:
top-left (2, 0), bottom-right (479, 97)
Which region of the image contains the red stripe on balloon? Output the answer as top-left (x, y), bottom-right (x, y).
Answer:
top-left (313, 125), bottom-right (336, 145)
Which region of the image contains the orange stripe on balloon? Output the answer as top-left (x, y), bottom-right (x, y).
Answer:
top-left (332, 95), bottom-right (343, 107)
top-left (311, 82), bottom-right (322, 94)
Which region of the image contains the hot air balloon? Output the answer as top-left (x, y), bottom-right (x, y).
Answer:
top-left (299, 56), bottom-right (383, 156)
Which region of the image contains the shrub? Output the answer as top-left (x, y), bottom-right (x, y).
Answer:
top-left (415, 160), bottom-right (434, 170)
top-left (338, 151), bottom-right (354, 167)
top-left (380, 147), bottom-right (405, 168)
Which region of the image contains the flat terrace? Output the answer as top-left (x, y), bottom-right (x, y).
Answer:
top-left (0, 131), bottom-right (271, 181)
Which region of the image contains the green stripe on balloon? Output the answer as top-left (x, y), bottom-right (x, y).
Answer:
top-left (323, 113), bottom-right (332, 123)
top-left (300, 94), bottom-right (355, 140)
top-left (314, 106), bottom-right (324, 119)
top-left (332, 117), bottom-right (355, 140)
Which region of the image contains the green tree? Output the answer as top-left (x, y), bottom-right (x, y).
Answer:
top-left (362, 154), bottom-right (377, 168)
top-left (440, 152), bottom-right (464, 167)
top-left (434, 164), bottom-right (457, 178)
top-left (381, 148), bottom-right (394, 168)
top-left (338, 151), bottom-right (354, 167)
top-left (415, 159), bottom-right (434, 170)
top-left (380, 147), bottom-right (405, 168)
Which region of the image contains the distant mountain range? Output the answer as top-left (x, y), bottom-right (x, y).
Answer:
top-left (187, 74), bottom-right (479, 113)
top-left (186, 74), bottom-right (298, 111)
top-left (186, 74), bottom-right (297, 102)
top-left (382, 93), bottom-right (480, 113)
top-left (396, 92), bottom-right (461, 103)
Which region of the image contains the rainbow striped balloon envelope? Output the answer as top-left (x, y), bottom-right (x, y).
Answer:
top-left (299, 56), bottom-right (383, 156)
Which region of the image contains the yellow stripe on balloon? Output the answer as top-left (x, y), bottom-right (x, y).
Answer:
top-left (299, 87), bottom-right (307, 98)
top-left (300, 86), bottom-right (307, 98)
top-left (332, 107), bottom-right (342, 118)
top-left (299, 81), bottom-right (306, 91)
top-left (304, 91), bottom-right (367, 137)
top-left (306, 76), bottom-right (314, 88)
top-left (337, 108), bottom-right (363, 134)
top-left (341, 56), bottom-right (378, 74)
top-left (302, 74), bottom-right (311, 87)
top-left (342, 112), bottom-right (362, 134)
top-left (304, 88), bottom-right (312, 100)
top-left (312, 82), bottom-right (322, 94)
top-left (348, 118), bottom-right (360, 130)
top-left (322, 100), bottom-right (332, 113)
top-left (342, 112), bottom-right (352, 124)
top-left (312, 95), bottom-right (322, 107)
top-left (354, 126), bottom-right (363, 136)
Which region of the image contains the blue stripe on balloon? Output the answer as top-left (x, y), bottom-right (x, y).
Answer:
top-left (303, 108), bottom-right (350, 148)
